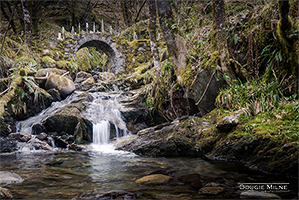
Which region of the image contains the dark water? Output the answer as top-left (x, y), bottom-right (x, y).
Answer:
top-left (0, 142), bottom-right (297, 199)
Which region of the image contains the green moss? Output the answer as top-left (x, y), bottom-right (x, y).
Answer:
top-left (180, 63), bottom-right (194, 91)
top-left (56, 60), bottom-right (69, 70)
top-left (204, 51), bottom-right (219, 68)
top-left (41, 56), bottom-right (56, 67)
top-left (276, 16), bottom-right (293, 54)
top-left (136, 55), bottom-right (146, 63)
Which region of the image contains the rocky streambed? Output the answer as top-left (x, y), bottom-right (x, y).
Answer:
top-left (0, 68), bottom-right (298, 199)
top-left (117, 110), bottom-right (298, 178)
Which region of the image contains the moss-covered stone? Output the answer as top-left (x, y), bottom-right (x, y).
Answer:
top-left (41, 56), bottom-right (56, 68)
top-left (45, 74), bottom-right (75, 98)
top-left (43, 101), bottom-right (92, 144)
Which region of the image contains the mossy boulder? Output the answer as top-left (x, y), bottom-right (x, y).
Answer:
top-left (43, 102), bottom-right (93, 144)
top-left (45, 74), bottom-right (75, 98)
top-left (41, 56), bottom-right (56, 68)
top-left (35, 68), bottom-right (71, 88)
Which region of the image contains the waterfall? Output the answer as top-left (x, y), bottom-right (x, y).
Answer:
top-left (16, 91), bottom-right (129, 150)
top-left (93, 121), bottom-right (110, 144)
top-left (84, 92), bottom-right (129, 145)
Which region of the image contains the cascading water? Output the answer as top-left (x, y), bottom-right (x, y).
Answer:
top-left (16, 91), bottom-right (85, 134)
top-left (82, 92), bottom-right (129, 148)
top-left (16, 90), bottom-right (129, 149)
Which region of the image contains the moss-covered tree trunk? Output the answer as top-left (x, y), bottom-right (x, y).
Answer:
top-left (149, 0), bottom-right (161, 77)
top-left (213, 0), bottom-right (235, 84)
top-left (277, 0), bottom-right (298, 88)
top-left (21, 0), bottom-right (31, 48)
top-left (157, 0), bottom-right (187, 86)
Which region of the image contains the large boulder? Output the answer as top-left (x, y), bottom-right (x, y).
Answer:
top-left (45, 74), bottom-right (75, 98)
top-left (43, 102), bottom-right (93, 144)
top-left (35, 68), bottom-right (71, 88)
top-left (117, 117), bottom-right (201, 157)
top-left (188, 68), bottom-right (225, 116)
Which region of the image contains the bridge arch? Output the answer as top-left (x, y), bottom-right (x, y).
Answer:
top-left (73, 34), bottom-right (125, 75)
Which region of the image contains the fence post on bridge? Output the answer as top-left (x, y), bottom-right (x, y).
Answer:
top-left (71, 26), bottom-right (74, 39)
top-left (62, 26), bottom-right (65, 40)
top-left (102, 19), bottom-right (104, 33)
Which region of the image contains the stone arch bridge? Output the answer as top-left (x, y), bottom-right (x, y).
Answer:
top-left (61, 32), bottom-right (126, 75)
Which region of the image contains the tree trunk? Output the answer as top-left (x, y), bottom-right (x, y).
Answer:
top-left (21, 0), bottom-right (31, 48)
top-left (121, 1), bottom-right (133, 27)
top-left (1, 2), bottom-right (17, 33)
top-left (148, 0), bottom-right (161, 77)
top-left (157, 0), bottom-right (187, 86)
top-left (29, 1), bottom-right (39, 38)
top-left (278, 0), bottom-right (291, 30)
top-left (213, 0), bottom-right (235, 84)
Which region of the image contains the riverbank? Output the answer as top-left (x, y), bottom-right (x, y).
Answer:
top-left (117, 103), bottom-right (298, 178)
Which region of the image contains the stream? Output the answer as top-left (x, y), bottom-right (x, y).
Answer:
top-left (1, 90), bottom-right (298, 199)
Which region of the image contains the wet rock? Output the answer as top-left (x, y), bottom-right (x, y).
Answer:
top-left (188, 68), bottom-right (225, 116)
top-left (0, 187), bottom-right (13, 199)
top-left (0, 171), bottom-right (24, 184)
top-left (0, 137), bottom-right (18, 153)
top-left (36, 132), bottom-right (48, 141)
top-left (240, 191), bottom-right (281, 199)
top-left (43, 103), bottom-right (92, 144)
top-left (198, 186), bottom-right (224, 195)
top-left (67, 143), bottom-right (83, 151)
top-left (45, 74), bottom-right (75, 98)
top-left (135, 174), bottom-right (172, 185)
top-left (178, 173), bottom-right (202, 189)
top-left (216, 109), bottom-right (245, 132)
top-left (117, 117), bottom-right (201, 157)
top-left (32, 123), bottom-right (47, 135)
top-left (47, 88), bottom-right (61, 101)
top-left (28, 138), bottom-right (53, 150)
top-left (9, 132), bottom-right (31, 142)
top-left (52, 136), bottom-right (68, 148)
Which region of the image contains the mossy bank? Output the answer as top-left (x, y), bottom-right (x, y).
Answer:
top-left (118, 102), bottom-right (298, 177)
